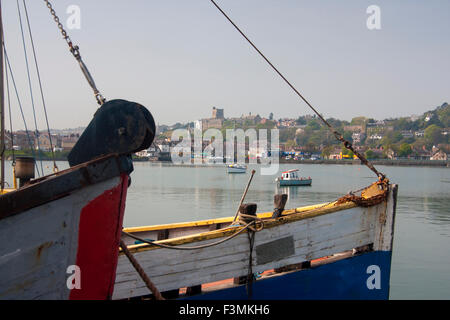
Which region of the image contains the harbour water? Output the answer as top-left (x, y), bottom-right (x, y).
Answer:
top-left (4, 160), bottom-right (449, 299)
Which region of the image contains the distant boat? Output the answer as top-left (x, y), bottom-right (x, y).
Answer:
top-left (227, 164), bottom-right (247, 174)
top-left (276, 169), bottom-right (312, 186)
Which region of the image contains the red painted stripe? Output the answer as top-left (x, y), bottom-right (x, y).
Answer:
top-left (70, 174), bottom-right (128, 300)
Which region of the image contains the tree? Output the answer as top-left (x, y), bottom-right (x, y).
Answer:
top-left (350, 116), bottom-right (367, 125)
top-left (398, 143), bottom-right (412, 158)
top-left (269, 112), bottom-right (274, 120)
top-left (285, 139), bottom-right (297, 149)
top-left (343, 131), bottom-right (353, 143)
top-left (424, 124), bottom-right (443, 147)
top-left (341, 146), bottom-right (354, 158)
top-left (306, 120), bottom-right (320, 130)
top-left (365, 149), bottom-right (378, 159)
top-left (321, 145), bottom-right (334, 159)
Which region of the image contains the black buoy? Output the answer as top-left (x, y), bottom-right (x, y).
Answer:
top-left (15, 157), bottom-right (35, 187)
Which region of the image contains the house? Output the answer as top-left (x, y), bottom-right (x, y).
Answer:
top-left (344, 125), bottom-right (363, 133)
top-left (401, 131), bottom-right (414, 138)
top-left (385, 149), bottom-right (396, 160)
top-left (352, 132), bottom-right (365, 144)
top-left (430, 147), bottom-right (448, 161)
top-left (430, 150), bottom-right (447, 160)
top-left (61, 135), bottom-right (79, 151)
top-left (35, 133), bottom-right (59, 152)
top-left (368, 134), bottom-right (383, 140)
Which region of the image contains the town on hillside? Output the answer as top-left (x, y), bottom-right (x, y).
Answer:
top-left (4, 103), bottom-right (450, 163)
top-left (142, 102), bottom-right (449, 162)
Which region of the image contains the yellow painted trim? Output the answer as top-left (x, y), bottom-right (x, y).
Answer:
top-left (122, 180), bottom-right (388, 254)
top-left (123, 202), bottom-right (334, 234)
top-left (0, 188), bottom-right (15, 195)
top-left (124, 200), bottom-right (359, 254)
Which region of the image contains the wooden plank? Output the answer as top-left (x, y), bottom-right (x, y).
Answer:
top-left (113, 201), bottom-right (382, 299)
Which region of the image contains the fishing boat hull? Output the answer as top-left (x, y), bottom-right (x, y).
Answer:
top-left (113, 182), bottom-right (397, 300)
top-left (0, 155), bottom-right (131, 300)
top-left (277, 178), bottom-right (312, 186)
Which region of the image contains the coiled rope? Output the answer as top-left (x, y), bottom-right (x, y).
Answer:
top-left (121, 214), bottom-right (264, 251)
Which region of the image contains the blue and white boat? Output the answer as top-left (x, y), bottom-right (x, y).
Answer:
top-left (227, 164), bottom-right (247, 174)
top-left (276, 169), bottom-right (312, 186)
top-left (114, 180), bottom-right (397, 300)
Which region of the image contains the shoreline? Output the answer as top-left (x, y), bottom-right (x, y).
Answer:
top-left (134, 158), bottom-right (450, 168)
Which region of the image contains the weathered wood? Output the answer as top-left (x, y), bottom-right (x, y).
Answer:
top-left (113, 201), bottom-right (385, 299)
top-left (272, 194), bottom-right (288, 218)
top-left (157, 229), bottom-right (169, 241)
top-left (0, 176), bottom-right (121, 299)
top-left (239, 203), bottom-right (257, 224)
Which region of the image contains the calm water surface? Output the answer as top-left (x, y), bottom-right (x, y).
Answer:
top-left (4, 160), bottom-right (449, 299)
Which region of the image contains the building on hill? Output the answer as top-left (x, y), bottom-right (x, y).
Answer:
top-left (196, 107), bottom-right (225, 130)
top-left (344, 125), bottom-right (364, 133)
top-left (430, 149), bottom-right (447, 161)
top-left (212, 107), bottom-right (224, 119)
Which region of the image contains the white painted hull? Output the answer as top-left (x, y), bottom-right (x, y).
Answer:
top-left (0, 156), bottom-right (131, 300)
top-left (227, 166), bottom-right (247, 174)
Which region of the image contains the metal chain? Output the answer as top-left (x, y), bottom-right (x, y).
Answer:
top-left (43, 0), bottom-right (106, 106)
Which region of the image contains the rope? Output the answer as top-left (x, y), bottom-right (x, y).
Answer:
top-left (5, 57), bottom-right (15, 167)
top-left (119, 239), bottom-right (165, 300)
top-left (122, 219), bottom-right (261, 250)
top-left (245, 229), bottom-right (255, 298)
top-left (22, 0), bottom-right (58, 173)
top-left (16, 0), bottom-right (44, 176)
top-left (208, 0), bottom-right (386, 181)
top-left (3, 46), bottom-right (41, 176)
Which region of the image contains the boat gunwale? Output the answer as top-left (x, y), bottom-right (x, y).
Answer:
top-left (123, 199), bottom-right (359, 254)
top-left (0, 153), bottom-right (132, 219)
top-left (122, 180), bottom-right (391, 254)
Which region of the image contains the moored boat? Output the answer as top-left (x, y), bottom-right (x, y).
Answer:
top-left (227, 163), bottom-right (247, 174)
top-left (276, 169), bottom-right (312, 186)
top-left (113, 180), bottom-right (397, 300)
top-left (111, 1), bottom-right (399, 301)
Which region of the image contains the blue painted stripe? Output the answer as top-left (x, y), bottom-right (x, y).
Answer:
top-left (182, 250), bottom-right (392, 300)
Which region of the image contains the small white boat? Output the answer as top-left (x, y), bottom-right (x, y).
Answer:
top-left (276, 169), bottom-right (312, 186)
top-left (227, 164), bottom-right (247, 174)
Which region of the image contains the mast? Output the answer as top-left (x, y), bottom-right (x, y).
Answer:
top-left (0, 0), bottom-right (5, 191)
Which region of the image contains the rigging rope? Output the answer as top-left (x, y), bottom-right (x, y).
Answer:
top-left (16, 0), bottom-right (44, 176)
top-left (3, 46), bottom-right (41, 177)
top-left (43, 0), bottom-right (106, 106)
top-left (5, 58), bottom-right (14, 166)
top-left (208, 0), bottom-right (386, 181)
top-left (22, 0), bottom-right (58, 173)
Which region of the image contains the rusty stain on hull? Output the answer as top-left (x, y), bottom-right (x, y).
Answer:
top-left (35, 241), bottom-right (53, 264)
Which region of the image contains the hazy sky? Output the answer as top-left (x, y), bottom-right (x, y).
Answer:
top-left (2, 0), bottom-right (449, 130)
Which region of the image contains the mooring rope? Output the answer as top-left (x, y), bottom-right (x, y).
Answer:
top-left (122, 216), bottom-right (263, 251)
top-left (119, 239), bottom-right (165, 300)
